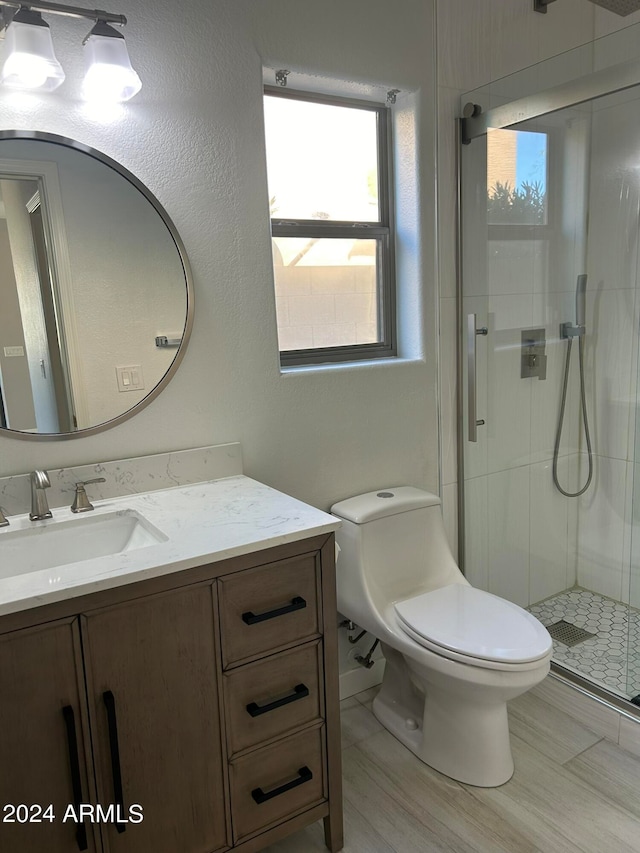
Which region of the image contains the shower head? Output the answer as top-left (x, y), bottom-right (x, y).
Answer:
top-left (588, 0), bottom-right (640, 14)
top-left (576, 274), bottom-right (587, 330)
top-left (535, 0), bottom-right (640, 14)
top-left (560, 275), bottom-right (588, 339)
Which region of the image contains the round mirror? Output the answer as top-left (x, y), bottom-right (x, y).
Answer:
top-left (0, 131), bottom-right (193, 440)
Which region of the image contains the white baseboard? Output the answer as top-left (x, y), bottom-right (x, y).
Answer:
top-left (339, 658), bottom-right (385, 700)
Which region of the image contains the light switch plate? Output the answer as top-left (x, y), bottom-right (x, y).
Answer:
top-left (3, 345), bottom-right (24, 357)
top-left (116, 364), bottom-right (145, 392)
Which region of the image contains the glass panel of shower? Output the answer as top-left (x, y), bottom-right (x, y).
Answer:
top-left (459, 25), bottom-right (640, 707)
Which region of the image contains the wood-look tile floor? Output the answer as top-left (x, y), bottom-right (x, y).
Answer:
top-left (263, 686), bottom-right (640, 853)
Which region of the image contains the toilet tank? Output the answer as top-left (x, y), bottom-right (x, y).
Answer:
top-left (331, 487), bottom-right (464, 625)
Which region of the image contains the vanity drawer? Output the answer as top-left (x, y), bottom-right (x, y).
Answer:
top-left (224, 641), bottom-right (323, 756)
top-left (229, 725), bottom-right (326, 843)
top-left (219, 554), bottom-right (320, 666)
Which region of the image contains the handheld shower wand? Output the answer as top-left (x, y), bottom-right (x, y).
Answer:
top-left (553, 274), bottom-right (593, 497)
top-left (561, 273), bottom-right (588, 339)
top-left (575, 274), bottom-right (587, 331)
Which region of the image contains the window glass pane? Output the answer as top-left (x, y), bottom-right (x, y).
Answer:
top-left (273, 237), bottom-right (378, 351)
top-left (487, 128), bottom-right (548, 225)
top-left (265, 95), bottom-right (379, 222)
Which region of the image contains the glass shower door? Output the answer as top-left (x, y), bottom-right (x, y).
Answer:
top-left (461, 107), bottom-right (590, 608)
top-left (627, 253), bottom-right (640, 702)
top-left (460, 72), bottom-right (640, 701)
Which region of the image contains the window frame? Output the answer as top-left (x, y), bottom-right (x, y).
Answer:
top-left (264, 86), bottom-right (397, 367)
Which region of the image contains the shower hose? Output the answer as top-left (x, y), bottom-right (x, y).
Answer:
top-left (552, 336), bottom-right (593, 497)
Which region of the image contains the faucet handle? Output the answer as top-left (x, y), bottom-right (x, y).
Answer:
top-left (0, 506), bottom-right (8, 527)
top-left (71, 478), bottom-right (106, 513)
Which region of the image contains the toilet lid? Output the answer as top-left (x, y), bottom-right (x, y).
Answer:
top-left (394, 585), bottom-right (552, 664)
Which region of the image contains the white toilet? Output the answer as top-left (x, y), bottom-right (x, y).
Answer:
top-left (331, 486), bottom-right (552, 788)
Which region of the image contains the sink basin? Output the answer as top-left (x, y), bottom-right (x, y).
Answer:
top-left (0, 510), bottom-right (167, 579)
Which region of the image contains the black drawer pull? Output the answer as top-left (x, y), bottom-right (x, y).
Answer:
top-left (62, 706), bottom-right (88, 851)
top-left (103, 691), bottom-right (127, 834)
top-left (251, 765), bottom-right (313, 804)
top-left (242, 596), bottom-right (306, 625)
top-left (246, 683), bottom-right (309, 717)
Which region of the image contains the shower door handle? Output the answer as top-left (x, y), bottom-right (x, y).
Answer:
top-left (467, 314), bottom-right (487, 442)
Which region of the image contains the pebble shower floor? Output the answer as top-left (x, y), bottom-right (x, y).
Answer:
top-left (528, 588), bottom-right (640, 699)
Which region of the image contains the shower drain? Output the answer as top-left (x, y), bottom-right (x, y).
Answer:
top-left (547, 620), bottom-right (596, 647)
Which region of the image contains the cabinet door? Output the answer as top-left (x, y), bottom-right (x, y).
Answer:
top-left (0, 619), bottom-right (98, 853)
top-left (82, 584), bottom-right (228, 853)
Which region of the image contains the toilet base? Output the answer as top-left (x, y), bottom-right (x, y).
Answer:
top-left (371, 643), bottom-right (541, 787)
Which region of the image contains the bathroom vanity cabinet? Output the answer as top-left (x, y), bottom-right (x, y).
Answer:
top-left (0, 533), bottom-right (342, 853)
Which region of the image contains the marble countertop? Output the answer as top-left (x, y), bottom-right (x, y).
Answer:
top-left (0, 475), bottom-right (340, 617)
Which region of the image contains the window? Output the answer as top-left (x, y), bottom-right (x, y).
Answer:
top-left (487, 128), bottom-right (549, 227)
top-left (485, 127), bottom-right (553, 296)
top-left (264, 88), bottom-right (396, 366)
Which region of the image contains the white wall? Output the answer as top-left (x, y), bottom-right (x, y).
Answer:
top-left (0, 0), bottom-right (439, 516)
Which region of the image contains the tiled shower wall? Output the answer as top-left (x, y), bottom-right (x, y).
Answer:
top-left (581, 79), bottom-right (640, 608)
top-left (436, 1), bottom-right (640, 608)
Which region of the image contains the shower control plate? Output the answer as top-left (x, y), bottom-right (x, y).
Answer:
top-left (521, 328), bottom-right (547, 380)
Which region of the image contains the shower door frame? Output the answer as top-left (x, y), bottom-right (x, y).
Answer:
top-left (456, 52), bottom-right (640, 713)
top-left (460, 55), bottom-right (640, 145)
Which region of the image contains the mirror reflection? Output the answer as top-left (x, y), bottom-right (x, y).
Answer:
top-left (0, 134), bottom-right (191, 438)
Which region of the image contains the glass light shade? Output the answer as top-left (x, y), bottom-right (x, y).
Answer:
top-left (1, 19), bottom-right (65, 91)
top-left (83, 34), bottom-right (141, 102)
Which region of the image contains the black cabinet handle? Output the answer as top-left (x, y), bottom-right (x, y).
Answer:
top-left (62, 706), bottom-right (88, 851)
top-left (102, 691), bottom-right (126, 834)
top-left (251, 766), bottom-right (313, 804)
top-left (242, 596), bottom-right (306, 625)
top-left (246, 683), bottom-right (309, 717)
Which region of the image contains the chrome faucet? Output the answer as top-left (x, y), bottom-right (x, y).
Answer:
top-left (30, 470), bottom-right (53, 521)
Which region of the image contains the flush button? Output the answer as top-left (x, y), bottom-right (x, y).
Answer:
top-left (377, 491), bottom-right (394, 498)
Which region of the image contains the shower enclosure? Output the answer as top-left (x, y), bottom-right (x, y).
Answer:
top-left (458, 23), bottom-right (640, 707)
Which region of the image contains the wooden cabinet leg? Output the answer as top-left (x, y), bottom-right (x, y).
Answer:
top-left (323, 812), bottom-right (344, 852)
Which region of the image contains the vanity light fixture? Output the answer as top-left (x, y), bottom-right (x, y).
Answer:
top-left (0, 0), bottom-right (141, 101)
top-left (1, 6), bottom-right (64, 91)
top-left (82, 20), bottom-right (141, 102)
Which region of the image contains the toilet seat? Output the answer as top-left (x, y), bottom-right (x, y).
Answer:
top-left (394, 584), bottom-right (552, 670)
